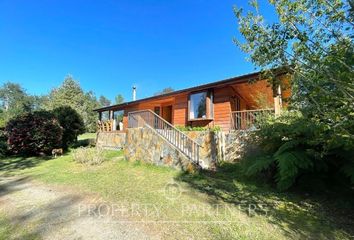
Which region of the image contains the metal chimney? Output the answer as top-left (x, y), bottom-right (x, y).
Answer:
top-left (132, 86), bottom-right (136, 101)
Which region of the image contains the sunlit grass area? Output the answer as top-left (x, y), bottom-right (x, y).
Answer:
top-left (0, 150), bottom-right (353, 239)
top-left (77, 132), bottom-right (96, 141)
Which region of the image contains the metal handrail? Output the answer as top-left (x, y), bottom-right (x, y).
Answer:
top-left (230, 108), bottom-right (274, 130)
top-left (231, 108), bottom-right (274, 113)
top-left (128, 110), bottom-right (202, 146)
top-left (128, 109), bottom-right (201, 165)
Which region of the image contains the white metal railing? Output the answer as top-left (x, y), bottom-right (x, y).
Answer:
top-left (128, 109), bottom-right (201, 165)
top-left (230, 109), bottom-right (274, 130)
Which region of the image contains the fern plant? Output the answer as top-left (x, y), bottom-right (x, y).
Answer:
top-left (242, 110), bottom-right (353, 191)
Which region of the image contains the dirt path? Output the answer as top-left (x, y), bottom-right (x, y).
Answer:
top-left (0, 176), bottom-right (159, 240)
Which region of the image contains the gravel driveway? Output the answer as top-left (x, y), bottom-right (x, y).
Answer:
top-left (0, 176), bottom-right (158, 240)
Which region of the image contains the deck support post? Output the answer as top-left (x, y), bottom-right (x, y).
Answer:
top-left (274, 84), bottom-right (282, 116)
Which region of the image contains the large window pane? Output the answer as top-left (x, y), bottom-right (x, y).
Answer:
top-left (190, 92), bottom-right (207, 119)
top-left (209, 91), bottom-right (214, 118)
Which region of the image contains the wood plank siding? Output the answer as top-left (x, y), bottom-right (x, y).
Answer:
top-left (95, 71), bottom-right (290, 132)
top-left (173, 93), bottom-right (188, 126)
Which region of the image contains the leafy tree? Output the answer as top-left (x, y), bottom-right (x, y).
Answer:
top-left (0, 126), bottom-right (7, 157)
top-left (0, 109), bottom-right (6, 128)
top-left (115, 94), bottom-right (124, 104)
top-left (46, 75), bottom-right (84, 109)
top-left (46, 75), bottom-right (99, 132)
top-left (0, 82), bottom-right (34, 123)
top-left (52, 106), bottom-right (85, 149)
top-left (5, 111), bottom-right (63, 156)
top-left (99, 95), bottom-right (111, 107)
top-left (154, 87), bottom-right (174, 96)
top-left (31, 95), bottom-right (49, 111)
top-left (235, 0), bottom-right (354, 190)
top-left (83, 91), bottom-right (100, 132)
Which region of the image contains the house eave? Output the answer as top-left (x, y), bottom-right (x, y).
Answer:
top-left (93, 69), bottom-right (287, 112)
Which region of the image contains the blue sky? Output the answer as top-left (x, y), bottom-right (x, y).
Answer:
top-left (0, 0), bottom-right (276, 102)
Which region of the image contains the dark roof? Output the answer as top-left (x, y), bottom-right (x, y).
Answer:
top-left (94, 70), bottom-right (263, 112)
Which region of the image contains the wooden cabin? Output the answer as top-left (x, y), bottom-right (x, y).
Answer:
top-left (94, 71), bottom-right (289, 132)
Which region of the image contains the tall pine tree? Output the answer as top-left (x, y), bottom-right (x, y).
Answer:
top-left (46, 75), bottom-right (100, 132)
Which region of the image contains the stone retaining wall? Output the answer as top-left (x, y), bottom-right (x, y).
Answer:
top-left (96, 128), bottom-right (255, 170)
top-left (96, 131), bottom-right (126, 149)
top-left (124, 128), bottom-right (196, 171)
top-left (221, 131), bottom-right (254, 163)
top-left (185, 131), bottom-right (254, 165)
top-left (183, 131), bottom-right (220, 169)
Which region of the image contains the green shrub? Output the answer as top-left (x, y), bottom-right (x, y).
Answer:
top-left (72, 147), bottom-right (105, 165)
top-left (5, 111), bottom-right (63, 156)
top-left (52, 106), bottom-right (85, 149)
top-left (0, 142), bottom-right (7, 158)
top-left (176, 125), bottom-right (221, 132)
top-left (242, 110), bottom-right (354, 191)
top-left (71, 138), bottom-right (96, 148)
top-left (0, 128), bottom-right (7, 157)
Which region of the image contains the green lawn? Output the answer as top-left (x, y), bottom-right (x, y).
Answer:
top-left (77, 132), bottom-right (96, 141)
top-left (0, 151), bottom-right (353, 239)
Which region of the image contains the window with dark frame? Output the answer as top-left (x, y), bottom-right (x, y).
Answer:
top-left (189, 90), bottom-right (213, 120)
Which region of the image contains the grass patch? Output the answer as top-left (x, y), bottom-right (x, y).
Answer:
top-left (77, 132), bottom-right (96, 141)
top-left (71, 132), bottom-right (97, 148)
top-left (0, 152), bottom-right (353, 239)
top-left (0, 156), bottom-right (51, 176)
top-left (0, 213), bottom-right (39, 240)
top-left (177, 163), bottom-right (354, 239)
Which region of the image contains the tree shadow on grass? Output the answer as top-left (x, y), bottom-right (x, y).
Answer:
top-left (175, 163), bottom-right (354, 239)
top-left (0, 176), bottom-right (32, 197)
top-left (0, 156), bottom-right (52, 175)
top-left (0, 176), bottom-right (83, 239)
top-left (1, 195), bottom-right (83, 239)
top-left (0, 151), bottom-right (74, 176)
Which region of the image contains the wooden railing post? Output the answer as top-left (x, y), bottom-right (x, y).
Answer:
top-left (231, 109), bottom-right (274, 130)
